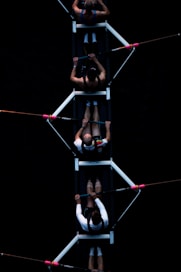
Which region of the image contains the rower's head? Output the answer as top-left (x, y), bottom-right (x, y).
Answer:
top-left (87, 66), bottom-right (97, 81)
top-left (84, 0), bottom-right (97, 11)
top-left (83, 133), bottom-right (92, 146)
top-left (91, 208), bottom-right (102, 225)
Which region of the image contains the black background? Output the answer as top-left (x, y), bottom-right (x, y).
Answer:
top-left (0, 1), bottom-right (180, 271)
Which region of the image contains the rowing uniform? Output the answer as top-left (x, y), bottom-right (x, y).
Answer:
top-left (79, 9), bottom-right (97, 24)
top-left (74, 136), bottom-right (108, 154)
top-left (76, 197), bottom-right (109, 232)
